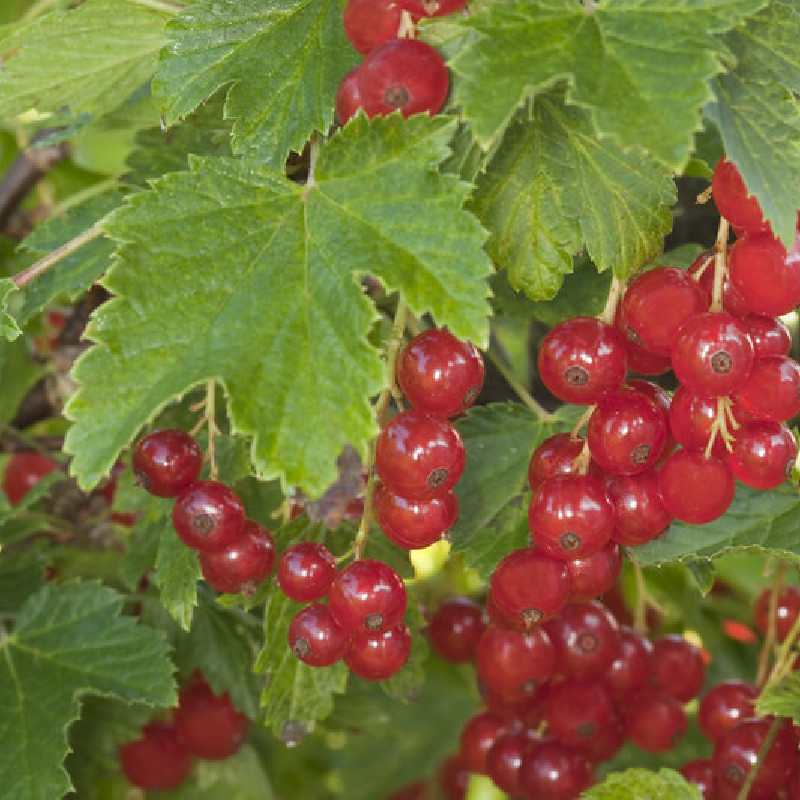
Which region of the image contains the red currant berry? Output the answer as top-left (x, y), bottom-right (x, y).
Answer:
top-left (518, 740), bottom-right (594, 800)
top-left (400, 0), bottom-right (467, 17)
top-left (603, 626), bottom-right (653, 700)
top-left (119, 722), bottom-right (192, 790)
top-left (486, 730), bottom-right (534, 795)
top-left (615, 303), bottom-right (672, 376)
top-left (288, 604), bottom-right (348, 667)
top-left (529, 475), bottom-right (615, 560)
top-left (689, 248), bottom-right (753, 317)
top-left (698, 680), bottom-right (758, 742)
top-left (427, 596), bottom-right (485, 663)
top-left (729, 231), bottom-right (800, 315)
top-left (753, 585), bottom-right (800, 641)
top-left (375, 409), bottom-right (465, 500)
top-left (172, 678), bottom-right (249, 760)
top-left (335, 64), bottom-right (363, 125)
top-left (736, 354), bottom-right (800, 422)
top-left (1, 451), bottom-right (58, 505)
top-left (172, 481), bottom-right (246, 552)
top-left (622, 688), bottom-right (687, 752)
top-left (358, 39), bottom-right (449, 118)
top-left (566, 541), bottom-right (621, 602)
top-left (480, 682), bottom-right (546, 727)
top-left (658, 450), bottom-right (735, 524)
top-left (387, 782), bottom-right (430, 800)
top-left (528, 433), bottom-right (586, 490)
top-left (668, 386), bottom-right (727, 457)
top-left (544, 679), bottom-right (617, 748)
top-left (343, 0), bottom-right (403, 55)
top-left (438, 754), bottom-right (470, 800)
top-left (680, 759), bottom-right (716, 800)
top-left (276, 542), bottom-right (337, 603)
top-left (622, 267), bottom-right (707, 356)
top-left (537, 317), bottom-right (627, 405)
top-left (712, 156), bottom-right (768, 233)
top-left (651, 634), bottom-right (706, 702)
top-left (346, 621), bottom-right (412, 680)
top-left (397, 328), bottom-right (484, 417)
top-left (742, 314), bottom-right (792, 357)
top-left (489, 548), bottom-right (570, 630)
top-left (606, 470), bottom-right (671, 547)
top-left (132, 429), bottom-right (202, 498)
top-left (729, 420), bottom-right (797, 489)
top-left (199, 519), bottom-right (275, 594)
top-left (475, 624), bottom-right (556, 697)
top-left (788, 765), bottom-right (800, 800)
top-left (375, 484), bottom-right (457, 549)
top-left (459, 711), bottom-right (509, 774)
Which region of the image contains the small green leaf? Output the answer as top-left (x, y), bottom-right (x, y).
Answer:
top-left (0, 279), bottom-right (21, 341)
top-left (155, 519), bottom-right (201, 631)
top-left (583, 768), bottom-right (703, 799)
top-left (757, 672), bottom-right (800, 725)
top-left (0, 549), bottom-right (46, 613)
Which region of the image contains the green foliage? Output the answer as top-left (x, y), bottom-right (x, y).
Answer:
top-left (584, 768), bottom-right (703, 799)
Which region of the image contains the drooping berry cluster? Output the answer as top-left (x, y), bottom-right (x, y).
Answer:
top-left (336, 0), bottom-right (461, 124)
top-left (119, 673), bottom-right (249, 791)
top-left (133, 429), bottom-right (276, 595)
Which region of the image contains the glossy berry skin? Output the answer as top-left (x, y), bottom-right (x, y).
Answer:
top-left (375, 484), bottom-right (458, 549)
top-left (276, 542), bottom-right (337, 603)
top-left (528, 434), bottom-right (586, 490)
top-left (397, 328), bottom-right (484, 418)
top-left (566, 542), bottom-right (622, 602)
top-left (545, 601), bottom-right (620, 680)
top-left (375, 409), bottom-right (465, 500)
top-left (401, 0), bottom-right (468, 17)
top-left (672, 312), bottom-right (754, 396)
top-left (606, 471), bottom-right (672, 547)
top-left (529, 475), bottom-right (615, 561)
top-left (172, 481), bottom-right (246, 553)
top-left (172, 679), bottom-right (249, 760)
top-left (486, 731), bottom-right (534, 795)
top-left (729, 231), bottom-right (800, 315)
top-left (119, 721), bottom-right (192, 790)
top-left (346, 621), bottom-right (411, 680)
top-left (328, 558), bottom-right (406, 634)
top-left (199, 519), bottom-right (275, 594)
top-left (729, 420), bottom-right (797, 489)
top-left (427, 597), bottom-right (485, 663)
top-left (689, 248), bottom-right (753, 317)
top-left (680, 759), bottom-right (716, 800)
top-left (651, 634), bottom-right (706, 702)
top-left (588, 390), bottom-right (668, 475)
top-left (713, 719), bottom-right (796, 797)
top-left (439, 754), bottom-right (470, 800)
top-left (736, 355), bottom-right (800, 422)
top-left (658, 450), bottom-right (735, 525)
top-left (343, 0), bottom-right (403, 55)
top-left (622, 688), bottom-right (687, 753)
top-left (1, 451), bottom-right (58, 505)
top-left (603, 626), bottom-right (653, 700)
top-left (537, 317), bottom-right (627, 405)
top-left (518, 741), bottom-right (594, 800)
top-left (335, 65), bottom-right (363, 125)
top-left (132, 429), bottom-right (202, 498)
top-left (358, 39), bottom-right (449, 118)
top-left (459, 711), bottom-right (509, 774)
top-left (615, 303), bottom-right (672, 376)
top-left (697, 680), bottom-right (758, 742)
top-left (742, 314), bottom-right (792, 357)
top-left (753, 585), bottom-right (800, 641)
top-left (712, 156), bottom-right (768, 233)
top-left (476, 624), bottom-right (556, 697)
top-left (788, 766), bottom-right (800, 800)
top-left (622, 267), bottom-right (707, 356)
top-left (288, 604), bottom-right (348, 667)
top-left (543, 679), bottom-right (617, 748)
top-left (668, 387), bottom-right (727, 457)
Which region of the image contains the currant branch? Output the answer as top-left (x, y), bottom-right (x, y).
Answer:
top-left (485, 346), bottom-right (554, 421)
top-left (756, 559), bottom-right (786, 687)
top-left (12, 224), bottom-right (103, 288)
top-left (598, 276), bottom-right (625, 326)
top-left (710, 216), bottom-right (730, 313)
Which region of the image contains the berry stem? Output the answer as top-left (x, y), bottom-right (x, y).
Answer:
top-left (703, 396), bottom-right (738, 459)
top-left (397, 9), bottom-right (415, 38)
top-left (12, 225), bottom-right (103, 288)
top-left (190, 380), bottom-right (220, 480)
top-left (765, 592), bottom-right (800, 686)
top-left (571, 440), bottom-right (592, 476)
top-left (486, 347), bottom-right (554, 421)
top-left (756, 560), bottom-right (786, 687)
top-left (598, 276), bottom-right (625, 326)
top-left (710, 216), bottom-right (730, 313)
top-left (633, 563), bottom-right (648, 634)
top-left (570, 404), bottom-right (595, 440)
top-left (735, 716), bottom-right (782, 800)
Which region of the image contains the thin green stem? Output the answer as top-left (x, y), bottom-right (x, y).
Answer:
top-left (736, 717), bottom-right (782, 800)
top-left (12, 225), bottom-right (103, 288)
top-left (598, 276), bottom-right (624, 326)
top-left (756, 559), bottom-right (785, 687)
top-left (633, 563), bottom-right (648, 635)
top-left (0, 421), bottom-right (68, 466)
top-left (486, 348), bottom-right (553, 421)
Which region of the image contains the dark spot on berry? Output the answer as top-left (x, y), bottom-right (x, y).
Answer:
top-left (134, 470), bottom-right (150, 491)
top-left (711, 350), bottom-right (733, 374)
top-left (519, 679), bottom-right (538, 694)
top-left (521, 608), bottom-right (543, 629)
top-left (724, 764), bottom-right (745, 785)
top-left (577, 722), bottom-right (596, 739)
top-left (365, 612), bottom-right (384, 631)
top-left (786, 458), bottom-right (795, 478)
top-left (462, 385), bottom-right (479, 407)
top-left (384, 85), bottom-right (410, 108)
top-left (292, 637), bottom-right (310, 659)
top-left (192, 513), bottom-right (214, 536)
top-left (427, 467), bottom-right (448, 489)
top-left (577, 632), bottom-right (598, 653)
top-left (560, 532), bottom-right (581, 551)
top-left (626, 326), bottom-right (643, 346)
top-left (631, 443), bottom-right (651, 465)
top-left (564, 366), bottom-right (588, 386)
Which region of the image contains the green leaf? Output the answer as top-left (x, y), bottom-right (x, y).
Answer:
top-left (448, 0), bottom-right (764, 169)
top-left (583, 768), bottom-right (703, 799)
top-left (684, 559), bottom-right (716, 596)
top-left (472, 93), bottom-right (674, 299)
top-left (0, 580), bottom-right (175, 800)
top-left (0, 0), bottom-right (169, 120)
top-left (706, 2), bottom-right (800, 249)
top-left (0, 279), bottom-right (22, 341)
top-left (0, 337), bottom-right (43, 423)
top-left (154, 519), bottom-right (201, 631)
top-left (377, 599), bottom-right (429, 703)
top-left (757, 672), bottom-right (800, 724)
top-left (154, 0), bottom-right (358, 167)
top-left (0, 550), bottom-right (46, 613)
top-left (65, 115), bottom-right (491, 495)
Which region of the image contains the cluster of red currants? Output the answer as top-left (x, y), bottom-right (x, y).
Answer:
top-left (119, 673), bottom-right (249, 791)
top-left (335, 0), bottom-right (462, 124)
top-left (133, 429), bottom-right (276, 595)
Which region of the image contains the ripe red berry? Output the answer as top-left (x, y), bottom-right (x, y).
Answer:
top-left (358, 39), bottom-right (449, 118)
top-left (529, 475), bottom-right (615, 560)
top-left (622, 688), bottom-right (687, 753)
top-left (616, 304), bottom-right (672, 376)
top-left (397, 328), bottom-right (484, 417)
top-left (132, 429), bottom-right (203, 498)
top-left (680, 759), bottom-right (716, 800)
top-left (736, 354), bottom-right (800, 422)
top-left (537, 317), bottom-right (627, 405)
top-left (328, 558), bottom-right (406, 634)
top-left (119, 721), bottom-right (192, 790)
top-left (438, 754), bottom-right (471, 800)
top-left (651, 634), bottom-right (706, 702)
top-left (1, 451), bottom-right (58, 505)
top-left (486, 730), bottom-right (534, 795)
top-left (375, 484), bottom-right (458, 549)
top-left (606, 470), bottom-right (672, 547)
top-left (172, 481), bottom-right (246, 552)
top-left (199, 519), bottom-right (275, 594)
top-left (566, 541), bottom-right (622, 602)
top-left (288, 604), bottom-right (348, 667)
top-left (668, 387), bottom-right (727, 457)
top-left (603, 626), bottom-right (653, 700)
top-left (375, 409), bottom-right (465, 500)
top-left (343, 0), bottom-right (403, 55)
top-left (459, 711), bottom-right (509, 774)
top-left (172, 678), bottom-right (249, 760)
top-left (401, 0), bottom-right (467, 17)
top-left (658, 450), bottom-right (735, 524)
top-left (518, 740), bottom-right (594, 800)
top-left (729, 420), bottom-right (797, 489)
top-left (528, 433), bottom-right (586, 490)
top-left (475, 625), bottom-right (556, 697)
top-left (753, 585), bottom-right (800, 641)
top-left (346, 621), bottom-right (412, 680)
top-left (543, 679), bottom-right (617, 748)
top-left (697, 680), bottom-right (758, 742)
top-left (689, 248), bottom-right (753, 317)
top-left (335, 64), bottom-right (363, 125)
top-left (742, 314), bottom-right (792, 357)
top-left (712, 156), bottom-right (768, 233)
top-left (427, 596), bottom-right (485, 663)
top-left (276, 542), bottom-right (337, 603)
